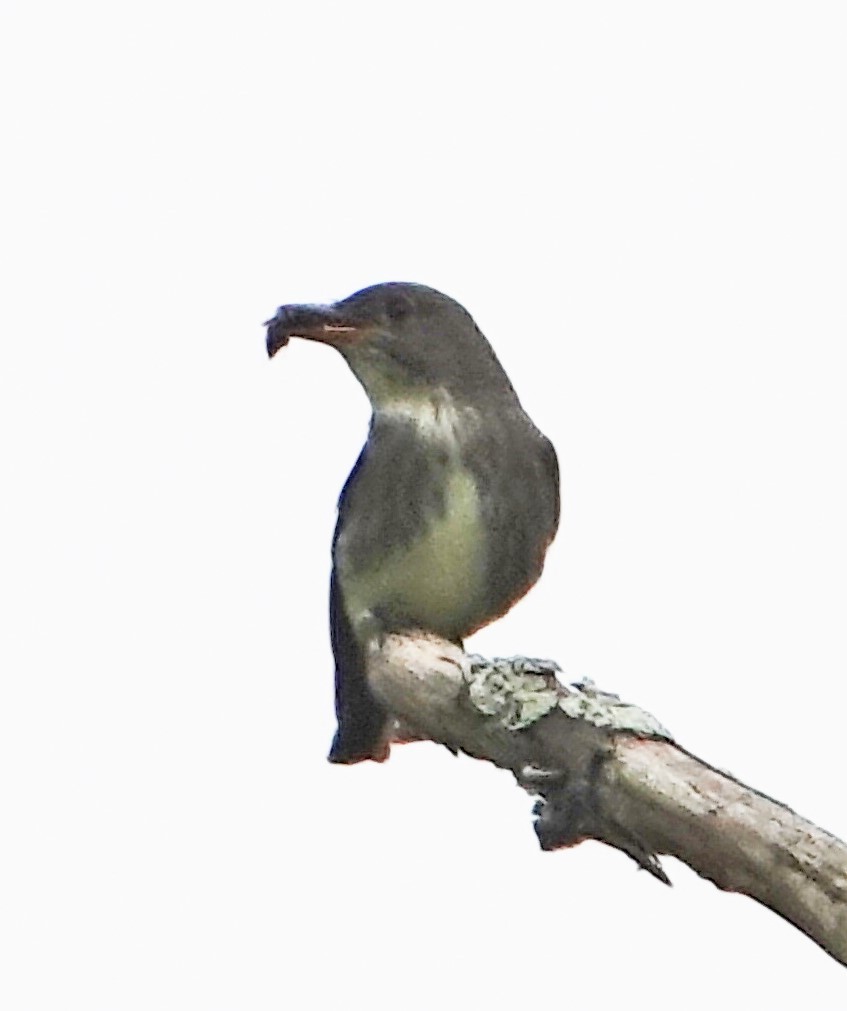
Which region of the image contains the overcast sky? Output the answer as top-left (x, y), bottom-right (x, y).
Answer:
top-left (2, 2), bottom-right (846, 1006)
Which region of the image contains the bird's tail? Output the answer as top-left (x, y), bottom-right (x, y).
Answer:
top-left (328, 572), bottom-right (390, 764)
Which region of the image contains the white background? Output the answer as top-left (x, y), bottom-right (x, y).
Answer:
top-left (2, 1), bottom-right (846, 1006)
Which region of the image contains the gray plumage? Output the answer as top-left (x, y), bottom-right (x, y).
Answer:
top-left (267, 283), bottom-right (559, 762)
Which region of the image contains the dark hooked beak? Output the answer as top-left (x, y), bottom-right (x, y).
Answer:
top-left (265, 303), bottom-right (361, 358)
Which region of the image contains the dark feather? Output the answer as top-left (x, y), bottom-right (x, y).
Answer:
top-left (327, 447), bottom-right (389, 763)
top-left (327, 567), bottom-right (389, 763)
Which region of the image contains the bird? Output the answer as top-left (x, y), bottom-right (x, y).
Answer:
top-left (266, 282), bottom-right (559, 764)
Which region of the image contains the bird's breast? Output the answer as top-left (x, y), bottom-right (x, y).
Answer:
top-left (336, 459), bottom-right (487, 640)
top-left (333, 397), bottom-right (493, 640)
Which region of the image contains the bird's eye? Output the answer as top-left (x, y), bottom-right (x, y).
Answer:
top-left (384, 293), bottom-right (413, 323)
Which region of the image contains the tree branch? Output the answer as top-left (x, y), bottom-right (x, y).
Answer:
top-left (365, 632), bottom-right (847, 967)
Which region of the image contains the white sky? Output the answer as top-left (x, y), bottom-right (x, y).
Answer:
top-left (2, 1), bottom-right (846, 1006)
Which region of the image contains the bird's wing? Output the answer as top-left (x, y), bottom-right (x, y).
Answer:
top-left (542, 433), bottom-right (561, 537)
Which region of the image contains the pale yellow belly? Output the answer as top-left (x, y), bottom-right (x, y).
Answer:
top-left (337, 466), bottom-right (486, 639)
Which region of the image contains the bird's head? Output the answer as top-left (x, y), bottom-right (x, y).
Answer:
top-left (266, 282), bottom-right (514, 407)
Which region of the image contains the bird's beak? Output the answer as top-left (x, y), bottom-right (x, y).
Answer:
top-left (265, 303), bottom-right (363, 358)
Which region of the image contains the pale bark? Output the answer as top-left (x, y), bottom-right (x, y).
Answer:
top-left (366, 632), bottom-right (847, 968)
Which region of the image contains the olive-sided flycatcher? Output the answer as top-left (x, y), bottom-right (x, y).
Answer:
top-left (266, 283), bottom-right (559, 763)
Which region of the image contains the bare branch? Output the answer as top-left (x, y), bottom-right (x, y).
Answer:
top-left (366, 632), bottom-right (847, 968)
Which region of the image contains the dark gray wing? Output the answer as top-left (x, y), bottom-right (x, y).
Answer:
top-left (464, 413), bottom-right (560, 623)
